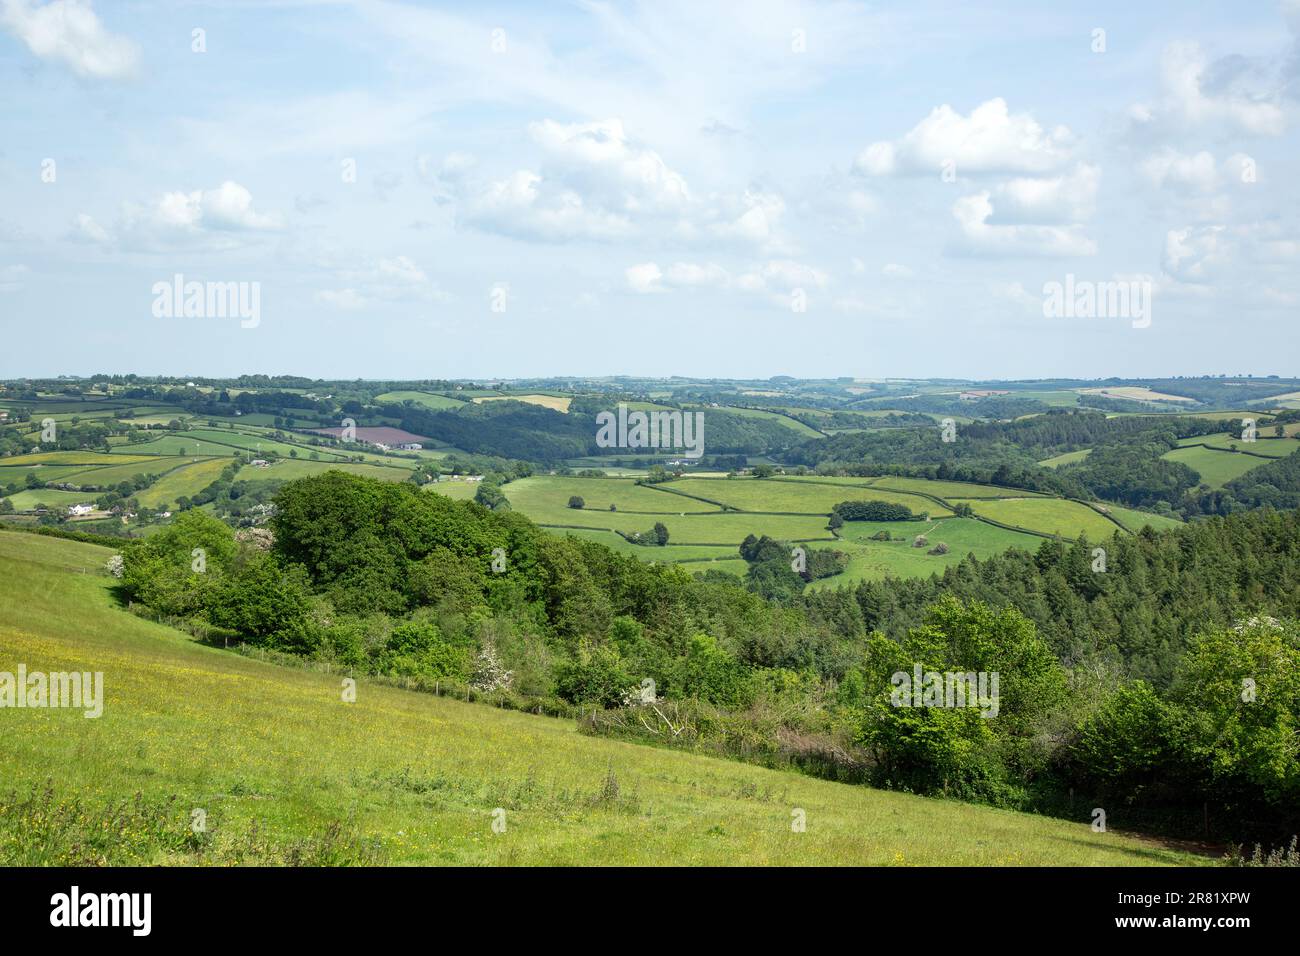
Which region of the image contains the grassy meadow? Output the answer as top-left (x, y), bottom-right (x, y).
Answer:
top-left (0, 531), bottom-right (1208, 867)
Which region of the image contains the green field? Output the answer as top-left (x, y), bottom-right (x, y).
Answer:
top-left (500, 475), bottom-right (1129, 577)
top-left (0, 488), bottom-right (98, 511)
top-left (1162, 446), bottom-right (1273, 489)
top-left (951, 498), bottom-right (1122, 540)
top-left (1, 451), bottom-right (161, 468)
top-left (504, 477), bottom-right (718, 518)
top-left (0, 464), bottom-right (114, 484)
top-left (663, 477), bottom-right (954, 516)
top-left (1038, 449), bottom-right (1092, 468)
top-left (240, 460), bottom-right (415, 484)
top-left (1103, 505), bottom-right (1184, 533)
top-left (60, 458), bottom-right (193, 486)
top-left (135, 458), bottom-right (234, 509)
top-left (1176, 434), bottom-right (1297, 458)
top-left (423, 479), bottom-right (479, 500)
top-left (0, 532), bottom-right (1205, 866)
top-left (807, 517), bottom-right (1042, 588)
top-left (869, 475), bottom-right (1046, 500)
top-left (375, 390), bottom-right (468, 410)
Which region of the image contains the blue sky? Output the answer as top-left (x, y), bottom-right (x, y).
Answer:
top-left (2, 0), bottom-right (1298, 380)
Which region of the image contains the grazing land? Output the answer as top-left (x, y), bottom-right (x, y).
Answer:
top-left (0, 532), bottom-right (1203, 866)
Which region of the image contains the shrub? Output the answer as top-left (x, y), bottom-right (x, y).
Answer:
top-left (834, 500), bottom-right (915, 521)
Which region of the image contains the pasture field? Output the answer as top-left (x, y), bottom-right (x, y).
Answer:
top-left (0, 532), bottom-right (1203, 866)
top-left (1003, 390), bottom-right (1081, 407)
top-left (1176, 434), bottom-right (1297, 458)
top-left (0, 451), bottom-right (161, 468)
top-left (501, 475), bottom-right (1136, 580)
top-left (530, 508), bottom-right (835, 545)
top-left (868, 476), bottom-right (1046, 500)
top-left (239, 460), bottom-right (415, 483)
top-left (0, 464), bottom-right (111, 484)
top-left (116, 428), bottom-right (347, 461)
top-left (1076, 387), bottom-right (1196, 404)
top-left (1103, 506), bottom-right (1184, 533)
top-left (58, 458), bottom-right (193, 486)
top-left (375, 390), bottom-right (468, 410)
top-left (504, 477), bottom-right (718, 517)
top-left (1162, 446), bottom-right (1271, 489)
top-left (1038, 449), bottom-right (1092, 468)
top-left (423, 480), bottom-right (479, 500)
top-left (0, 488), bottom-right (98, 511)
top-left (807, 518), bottom-right (1042, 589)
top-left (475, 394), bottom-right (572, 413)
top-left (949, 498), bottom-right (1122, 540)
top-left (663, 477), bottom-right (954, 517)
top-left (549, 528), bottom-right (740, 563)
top-left (135, 458), bottom-right (233, 509)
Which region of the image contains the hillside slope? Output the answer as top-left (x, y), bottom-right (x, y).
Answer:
top-left (0, 532), bottom-right (1206, 866)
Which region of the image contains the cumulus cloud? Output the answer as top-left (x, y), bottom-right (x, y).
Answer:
top-left (0, 0), bottom-right (139, 79)
top-left (71, 183), bottom-right (280, 251)
top-left (855, 98), bottom-right (1074, 177)
top-left (989, 164), bottom-right (1100, 224)
top-left (316, 255), bottom-right (444, 309)
top-left (950, 192), bottom-right (1096, 257)
top-left (448, 118), bottom-right (789, 249)
top-left (1163, 221), bottom-right (1300, 284)
top-left (1129, 42), bottom-right (1289, 138)
top-left (456, 119), bottom-right (694, 242)
top-left (1140, 149), bottom-right (1256, 193)
top-left (78, 181), bottom-right (282, 250)
top-left (625, 258), bottom-right (827, 298)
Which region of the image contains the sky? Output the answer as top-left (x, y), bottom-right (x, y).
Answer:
top-left (1, 0), bottom-right (1298, 381)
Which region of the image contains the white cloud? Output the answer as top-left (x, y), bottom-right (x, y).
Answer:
top-left (462, 169), bottom-right (633, 242)
top-left (81, 181), bottom-right (282, 250)
top-left (1129, 42), bottom-right (1288, 138)
top-left (855, 98), bottom-right (1074, 177)
top-left (316, 255), bottom-right (443, 308)
top-left (625, 262), bottom-right (664, 293)
top-left (1163, 221), bottom-right (1300, 292)
top-left (0, 0), bottom-right (138, 79)
top-left (528, 118), bottom-right (689, 211)
top-left (1140, 149), bottom-right (1256, 193)
top-left (990, 164), bottom-right (1100, 224)
top-left (950, 192), bottom-right (1096, 257)
top-left (625, 258), bottom-right (827, 296)
top-left (455, 118), bottom-right (789, 249)
top-left (71, 212), bottom-right (110, 244)
top-left (882, 263), bottom-right (914, 278)
top-left (455, 119), bottom-right (696, 242)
